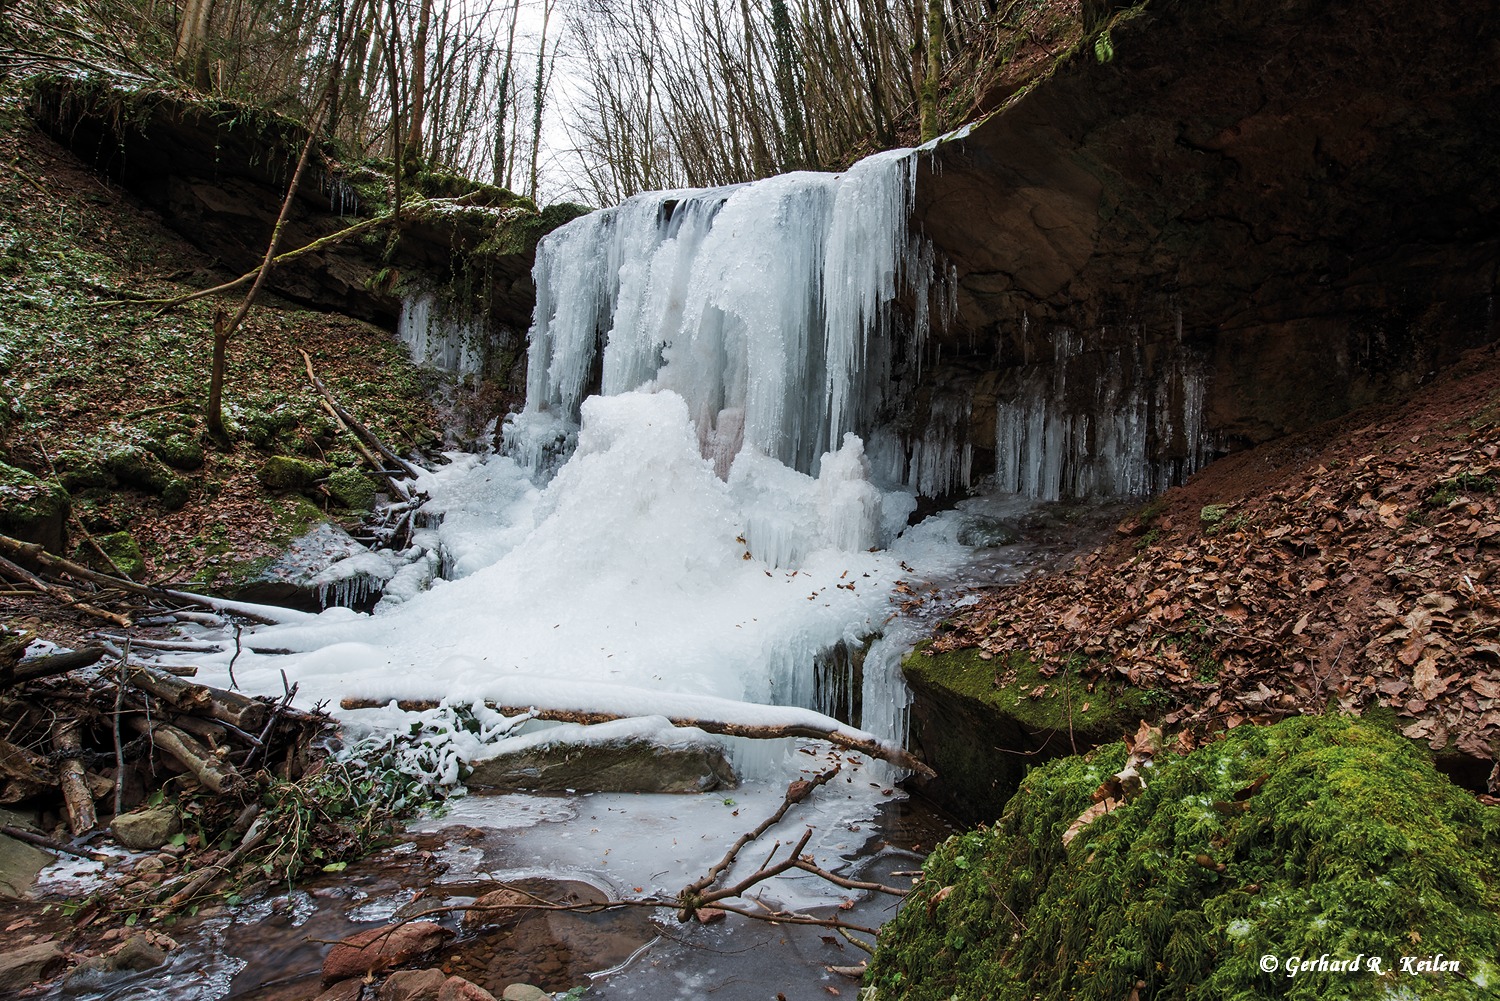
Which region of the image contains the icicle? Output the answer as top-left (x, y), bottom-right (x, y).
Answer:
top-left (991, 330), bottom-right (1213, 500)
top-left (398, 294), bottom-right (488, 377)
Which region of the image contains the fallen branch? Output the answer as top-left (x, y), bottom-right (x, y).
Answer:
top-left (791, 857), bottom-right (908, 897)
top-left (130, 719), bottom-right (246, 796)
top-left (337, 699), bottom-right (933, 777)
top-left (0, 554), bottom-right (131, 627)
top-left (301, 349), bottom-right (419, 479)
top-left (158, 810), bottom-right (268, 909)
top-left (685, 827), bottom-right (815, 914)
top-left (680, 766), bottom-right (840, 915)
top-left (1, 825), bottom-right (110, 862)
top-left (0, 646), bottom-right (106, 687)
top-left (52, 719), bottom-right (97, 836)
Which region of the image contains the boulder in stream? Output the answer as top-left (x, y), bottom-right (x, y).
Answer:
top-left (466, 717), bottom-right (738, 794)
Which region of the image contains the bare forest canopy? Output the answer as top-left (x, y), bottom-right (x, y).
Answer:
top-left (0, 0), bottom-right (1093, 205)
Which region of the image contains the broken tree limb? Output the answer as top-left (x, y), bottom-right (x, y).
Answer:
top-left (680, 765), bottom-right (841, 915)
top-left (130, 719), bottom-right (246, 796)
top-left (125, 665), bottom-right (212, 712)
top-left (685, 828), bottom-right (816, 913)
top-left (302, 349), bottom-right (420, 488)
top-left (317, 398), bottom-right (411, 500)
top-left (52, 719), bottom-right (97, 836)
top-left (791, 857), bottom-right (908, 897)
top-left (0, 825), bottom-right (110, 862)
top-left (338, 698), bottom-right (935, 777)
top-left (123, 665), bottom-right (270, 732)
top-left (0, 645), bottom-right (106, 687)
top-left (156, 809), bottom-right (268, 909)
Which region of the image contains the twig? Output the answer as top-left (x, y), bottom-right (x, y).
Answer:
top-left (156, 809), bottom-right (267, 909)
top-left (679, 766), bottom-right (841, 914)
top-left (0, 553), bottom-right (131, 627)
top-left (114, 638), bottom-right (128, 816)
top-left (790, 858), bottom-right (908, 897)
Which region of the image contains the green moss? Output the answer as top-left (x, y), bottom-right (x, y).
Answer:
top-left (149, 433), bottom-right (205, 471)
top-left (866, 715), bottom-right (1500, 1000)
top-left (1426, 472), bottom-right (1497, 508)
top-left (85, 530), bottom-right (145, 578)
top-left (257, 456), bottom-right (327, 491)
top-left (102, 446), bottom-right (189, 508)
top-left (905, 645), bottom-right (1156, 737)
top-left (0, 460), bottom-right (69, 548)
top-left (52, 449), bottom-right (109, 491)
top-left (324, 466), bottom-right (376, 511)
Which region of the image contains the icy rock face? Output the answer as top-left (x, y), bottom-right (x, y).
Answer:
top-left (397, 294), bottom-right (493, 378)
top-left (511, 149), bottom-right (932, 480)
top-left (993, 330), bottom-right (1212, 500)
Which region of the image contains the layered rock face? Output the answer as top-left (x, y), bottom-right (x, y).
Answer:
top-left (914, 0), bottom-right (1500, 488)
top-left (26, 78), bottom-right (577, 360)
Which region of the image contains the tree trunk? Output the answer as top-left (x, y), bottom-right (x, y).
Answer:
top-left (175, 0), bottom-right (216, 89)
top-left (919, 0), bottom-right (943, 142)
top-left (405, 0), bottom-right (433, 164)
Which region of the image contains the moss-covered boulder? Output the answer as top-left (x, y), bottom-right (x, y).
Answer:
top-left (83, 530), bottom-right (145, 578)
top-left (257, 456), bottom-right (327, 492)
top-left (51, 449), bottom-right (109, 492)
top-left (103, 447), bottom-right (189, 509)
top-left (866, 715), bottom-right (1500, 1001)
top-left (0, 461), bottom-right (69, 553)
top-left (149, 433), bottom-right (204, 471)
top-left (324, 466), bottom-right (376, 511)
top-left (902, 645), bottom-right (1163, 823)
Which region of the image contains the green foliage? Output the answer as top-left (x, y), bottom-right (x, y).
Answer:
top-left (1425, 472), bottom-right (1497, 508)
top-left (255, 752), bottom-right (439, 887)
top-left (866, 715), bottom-right (1500, 1000)
top-left (1094, 29), bottom-right (1115, 63)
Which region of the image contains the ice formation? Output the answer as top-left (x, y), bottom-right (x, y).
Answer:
top-left (511, 148), bottom-right (933, 479)
top-left (397, 293), bottom-right (492, 378)
top-left (994, 329), bottom-right (1211, 499)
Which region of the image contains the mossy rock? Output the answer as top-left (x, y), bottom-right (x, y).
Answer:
top-left (324, 467), bottom-right (377, 511)
top-left (81, 530), bottom-right (145, 578)
top-left (902, 645), bottom-right (1164, 822)
top-left (51, 449), bottom-right (109, 492)
top-left (243, 406), bottom-right (301, 450)
top-left (102, 447), bottom-right (189, 509)
top-left (257, 456), bottom-right (328, 492)
top-left (0, 461), bottom-right (69, 553)
top-left (866, 715), bottom-right (1500, 1001)
top-left (148, 433), bottom-right (204, 471)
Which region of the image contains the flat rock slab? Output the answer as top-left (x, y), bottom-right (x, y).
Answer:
top-left (0, 941), bottom-right (64, 992)
top-left (467, 719), bottom-right (737, 793)
top-left (380, 967), bottom-right (447, 1001)
top-left (0, 832), bottom-right (52, 900)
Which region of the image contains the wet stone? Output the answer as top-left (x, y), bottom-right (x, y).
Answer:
top-left (322, 921), bottom-right (453, 984)
top-left (439, 977), bottom-right (498, 1001)
top-left (380, 967), bottom-right (446, 1001)
top-left (500, 985), bottom-right (550, 1001)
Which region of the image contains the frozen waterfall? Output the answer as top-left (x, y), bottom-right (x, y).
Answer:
top-left (509, 149), bottom-right (933, 480)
